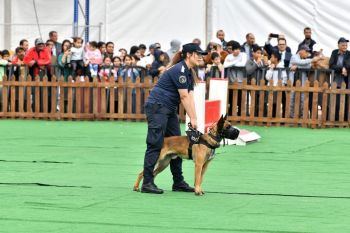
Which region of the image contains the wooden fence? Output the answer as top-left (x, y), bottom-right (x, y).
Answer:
top-left (1, 75), bottom-right (350, 128)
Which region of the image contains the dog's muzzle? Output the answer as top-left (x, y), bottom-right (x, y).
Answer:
top-left (222, 126), bottom-right (240, 140)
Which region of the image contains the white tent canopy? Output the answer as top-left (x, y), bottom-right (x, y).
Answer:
top-left (0, 0), bottom-right (349, 56)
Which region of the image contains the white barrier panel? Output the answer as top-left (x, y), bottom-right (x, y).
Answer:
top-left (209, 78), bottom-right (228, 116)
top-left (186, 81), bottom-right (206, 133)
top-left (221, 128), bottom-right (261, 146)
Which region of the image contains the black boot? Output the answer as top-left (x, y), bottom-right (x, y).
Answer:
top-left (141, 182), bottom-right (164, 194)
top-left (172, 181), bottom-right (195, 192)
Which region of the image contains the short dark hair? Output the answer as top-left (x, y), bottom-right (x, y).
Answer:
top-left (139, 44), bottom-right (146, 50)
top-left (19, 39), bottom-right (28, 46)
top-left (89, 41), bottom-right (98, 48)
top-left (106, 41), bottom-right (114, 47)
top-left (49, 31), bottom-right (57, 37)
top-left (15, 47), bottom-right (25, 54)
top-left (97, 41), bottom-right (106, 49)
top-left (112, 56), bottom-right (122, 62)
top-left (304, 27), bottom-right (311, 32)
top-left (2, 49), bottom-right (10, 56)
top-left (211, 52), bottom-right (220, 60)
top-left (73, 37), bottom-right (83, 43)
top-left (216, 29), bottom-right (224, 36)
top-left (252, 44), bottom-right (262, 53)
top-left (271, 50), bottom-right (281, 61)
top-left (46, 39), bottom-right (54, 44)
top-left (226, 40), bottom-right (241, 50)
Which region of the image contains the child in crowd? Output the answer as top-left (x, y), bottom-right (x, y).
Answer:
top-left (265, 50), bottom-right (287, 117)
top-left (98, 56), bottom-right (113, 81)
top-left (120, 55), bottom-right (140, 113)
top-left (112, 56), bottom-right (122, 81)
top-left (70, 37), bottom-right (84, 77)
top-left (120, 55), bottom-right (139, 80)
top-left (0, 50), bottom-right (10, 111)
top-left (118, 48), bottom-right (127, 64)
top-left (84, 41), bottom-right (102, 79)
top-left (196, 55), bottom-right (207, 81)
top-left (206, 52), bottom-right (224, 78)
top-left (0, 50), bottom-right (10, 81)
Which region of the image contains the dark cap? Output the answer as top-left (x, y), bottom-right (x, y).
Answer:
top-left (149, 43), bottom-right (161, 49)
top-left (182, 43), bottom-right (208, 55)
top-left (338, 37), bottom-right (349, 43)
top-left (298, 44), bottom-right (311, 52)
top-left (35, 38), bottom-right (44, 45)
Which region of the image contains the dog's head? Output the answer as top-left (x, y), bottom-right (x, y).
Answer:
top-left (215, 114), bottom-right (240, 140)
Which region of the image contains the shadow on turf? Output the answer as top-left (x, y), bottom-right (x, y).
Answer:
top-left (206, 191), bottom-right (350, 199)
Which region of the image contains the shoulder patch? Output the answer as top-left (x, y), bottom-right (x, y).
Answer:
top-left (179, 75), bottom-right (187, 84)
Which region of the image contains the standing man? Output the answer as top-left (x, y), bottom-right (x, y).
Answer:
top-left (19, 39), bottom-right (29, 54)
top-left (24, 38), bottom-right (51, 77)
top-left (49, 31), bottom-right (61, 57)
top-left (105, 42), bottom-right (115, 59)
top-left (141, 43), bottom-right (207, 194)
top-left (329, 37), bottom-right (350, 121)
top-left (216, 29), bottom-right (227, 50)
top-left (298, 27), bottom-right (317, 53)
top-left (49, 31), bottom-right (61, 77)
top-left (241, 33), bottom-right (257, 59)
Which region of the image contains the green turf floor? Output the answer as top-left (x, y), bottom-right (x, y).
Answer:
top-left (1, 120), bottom-right (350, 233)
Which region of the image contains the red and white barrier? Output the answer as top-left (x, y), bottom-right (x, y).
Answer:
top-left (186, 81), bottom-right (206, 133)
top-left (208, 78), bottom-right (228, 116)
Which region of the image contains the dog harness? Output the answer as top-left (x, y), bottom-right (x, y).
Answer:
top-left (186, 129), bottom-right (221, 160)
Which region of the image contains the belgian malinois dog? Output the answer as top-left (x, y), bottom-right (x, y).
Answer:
top-left (133, 114), bottom-right (239, 196)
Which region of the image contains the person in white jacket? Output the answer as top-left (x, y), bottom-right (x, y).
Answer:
top-left (224, 40), bottom-right (247, 83)
top-left (224, 40), bottom-right (248, 116)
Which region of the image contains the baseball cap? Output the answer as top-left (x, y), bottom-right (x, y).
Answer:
top-left (182, 43), bottom-right (208, 55)
top-left (338, 37), bottom-right (349, 43)
top-left (35, 38), bottom-right (44, 45)
top-left (298, 44), bottom-right (311, 52)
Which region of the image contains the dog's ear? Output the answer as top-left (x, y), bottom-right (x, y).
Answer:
top-left (217, 115), bottom-right (224, 131)
top-left (224, 113), bottom-right (228, 120)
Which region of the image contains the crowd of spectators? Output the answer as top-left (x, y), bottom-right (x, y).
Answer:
top-left (0, 28), bottom-right (349, 120)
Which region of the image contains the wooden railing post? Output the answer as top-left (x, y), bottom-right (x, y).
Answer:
top-left (2, 75), bottom-right (8, 116)
top-left (51, 76), bottom-right (57, 119)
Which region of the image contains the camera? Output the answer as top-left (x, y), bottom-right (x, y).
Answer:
top-left (269, 33), bottom-right (279, 38)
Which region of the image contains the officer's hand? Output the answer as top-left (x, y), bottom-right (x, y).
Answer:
top-left (190, 118), bottom-right (198, 130)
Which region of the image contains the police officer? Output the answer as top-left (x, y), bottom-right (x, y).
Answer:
top-left (141, 43), bottom-right (207, 194)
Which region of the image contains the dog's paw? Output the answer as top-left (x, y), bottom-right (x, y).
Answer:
top-left (195, 191), bottom-right (205, 196)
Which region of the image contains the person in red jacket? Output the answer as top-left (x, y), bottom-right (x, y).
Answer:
top-left (24, 38), bottom-right (51, 77)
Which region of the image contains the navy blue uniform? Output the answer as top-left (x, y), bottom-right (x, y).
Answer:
top-left (143, 60), bottom-right (194, 185)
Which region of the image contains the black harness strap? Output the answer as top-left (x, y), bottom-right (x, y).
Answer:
top-left (187, 137), bottom-right (220, 160)
top-left (186, 123), bottom-right (222, 160)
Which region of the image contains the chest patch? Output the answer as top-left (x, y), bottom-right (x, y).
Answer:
top-left (179, 75), bottom-right (187, 84)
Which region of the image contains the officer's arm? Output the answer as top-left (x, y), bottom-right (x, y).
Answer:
top-left (179, 89), bottom-right (197, 128)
